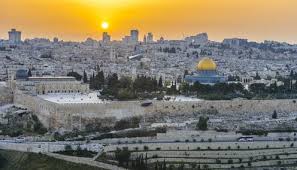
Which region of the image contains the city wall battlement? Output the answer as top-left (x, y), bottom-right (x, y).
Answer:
top-left (13, 91), bottom-right (297, 131)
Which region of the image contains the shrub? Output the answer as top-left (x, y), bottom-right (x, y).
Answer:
top-left (202, 165), bottom-right (209, 169)
top-left (190, 163), bottom-right (197, 169)
top-left (272, 110), bottom-right (277, 119)
top-left (152, 154), bottom-right (158, 158)
top-left (114, 117), bottom-right (140, 131)
top-left (240, 130), bottom-right (268, 136)
top-left (144, 146), bottom-right (149, 151)
top-left (65, 144), bottom-right (72, 151)
top-left (114, 148), bottom-right (131, 166)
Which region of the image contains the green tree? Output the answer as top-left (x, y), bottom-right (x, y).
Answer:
top-left (183, 70), bottom-right (189, 78)
top-left (89, 72), bottom-right (95, 89)
top-left (254, 72), bottom-right (261, 80)
top-left (196, 117), bottom-right (208, 130)
top-left (67, 71), bottom-right (82, 81)
top-left (94, 71), bottom-right (105, 90)
top-left (65, 144), bottom-right (72, 151)
top-left (272, 110), bottom-right (278, 119)
top-left (28, 69), bottom-right (32, 77)
top-left (83, 70), bottom-right (88, 83)
top-left (158, 76), bottom-right (163, 88)
top-left (115, 148), bottom-right (131, 166)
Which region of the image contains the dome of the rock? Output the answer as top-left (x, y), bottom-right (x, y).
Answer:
top-left (197, 57), bottom-right (217, 71)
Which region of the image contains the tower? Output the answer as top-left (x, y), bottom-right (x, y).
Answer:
top-left (8, 29), bottom-right (21, 44)
top-left (102, 32), bottom-right (111, 43)
top-left (130, 29), bottom-right (139, 43)
top-left (147, 32), bottom-right (153, 43)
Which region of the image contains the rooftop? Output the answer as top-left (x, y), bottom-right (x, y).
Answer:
top-left (38, 92), bottom-right (106, 104)
top-left (28, 76), bottom-right (76, 82)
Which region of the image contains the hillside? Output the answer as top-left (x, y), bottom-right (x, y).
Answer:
top-left (0, 150), bottom-right (103, 170)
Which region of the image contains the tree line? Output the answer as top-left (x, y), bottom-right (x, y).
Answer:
top-left (67, 69), bottom-right (297, 100)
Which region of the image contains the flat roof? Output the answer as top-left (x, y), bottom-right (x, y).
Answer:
top-left (38, 93), bottom-right (106, 104)
top-left (28, 76), bottom-right (76, 81)
top-left (29, 76), bottom-right (75, 79)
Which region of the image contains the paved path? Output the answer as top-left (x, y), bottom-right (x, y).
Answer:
top-left (92, 149), bottom-right (104, 161)
top-left (45, 152), bottom-right (126, 170)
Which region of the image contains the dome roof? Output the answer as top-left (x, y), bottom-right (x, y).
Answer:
top-left (197, 57), bottom-right (217, 71)
top-left (16, 69), bottom-right (29, 80)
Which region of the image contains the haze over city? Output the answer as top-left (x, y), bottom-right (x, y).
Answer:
top-left (1, 0), bottom-right (297, 43)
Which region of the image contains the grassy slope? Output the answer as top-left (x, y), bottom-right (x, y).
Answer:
top-left (0, 150), bottom-right (104, 170)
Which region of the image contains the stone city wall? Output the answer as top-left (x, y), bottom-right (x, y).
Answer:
top-left (14, 90), bottom-right (58, 129)
top-left (13, 91), bottom-right (297, 130)
top-left (146, 99), bottom-right (297, 116)
top-left (13, 91), bottom-right (146, 130)
top-left (0, 86), bottom-right (13, 105)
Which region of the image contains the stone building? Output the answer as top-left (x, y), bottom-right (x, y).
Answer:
top-left (11, 69), bottom-right (89, 95)
top-left (28, 77), bottom-right (89, 95)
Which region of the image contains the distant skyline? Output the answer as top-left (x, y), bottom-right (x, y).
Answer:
top-left (1, 0), bottom-right (297, 43)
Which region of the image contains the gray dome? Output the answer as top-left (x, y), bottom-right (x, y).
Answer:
top-left (16, 69), bottom-right (29, 80)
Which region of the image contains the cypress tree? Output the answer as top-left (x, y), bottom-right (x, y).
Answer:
top-left (28, 69), bottom-right (32, 77)
top-left (158, 76), bottom-right (163, 88)
top-left (83, 70), bottom-right (88, 83)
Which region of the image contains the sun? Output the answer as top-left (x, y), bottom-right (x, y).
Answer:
top-left (101, 21), bottom-right (109, 30)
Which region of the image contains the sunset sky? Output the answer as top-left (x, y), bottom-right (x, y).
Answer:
top-left (1, 0), bottom-right (297, 43)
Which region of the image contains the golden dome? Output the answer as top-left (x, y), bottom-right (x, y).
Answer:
top-left (197, 57), bottom-right (217, 71)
